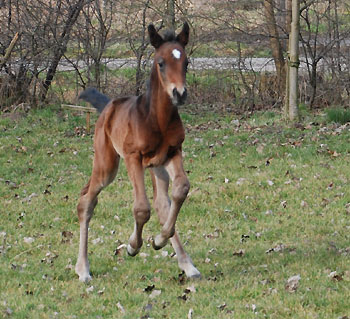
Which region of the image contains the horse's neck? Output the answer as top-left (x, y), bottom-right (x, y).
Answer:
top-left (147, 69), bottom-right (175, 133)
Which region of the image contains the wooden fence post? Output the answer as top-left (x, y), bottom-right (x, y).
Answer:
top-left (62, 104), bottom-right (96, 134)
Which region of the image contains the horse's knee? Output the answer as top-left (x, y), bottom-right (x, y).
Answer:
top-left (133, 202), bottom-right (151, 224)
top-left (172, 177), bottom-right (190, 202)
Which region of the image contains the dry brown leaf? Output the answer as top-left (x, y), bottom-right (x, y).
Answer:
top-left (285, 274), bottom-right (301, 293)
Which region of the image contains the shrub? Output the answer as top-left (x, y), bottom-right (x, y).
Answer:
top-left (326, 107), bottom-right (350, 124)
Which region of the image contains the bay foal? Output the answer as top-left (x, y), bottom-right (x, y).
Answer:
top-left (75, 23), bottom-right (201, 282)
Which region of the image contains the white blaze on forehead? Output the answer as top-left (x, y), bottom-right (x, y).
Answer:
top-left (172, 49), bottom-right (181, 59)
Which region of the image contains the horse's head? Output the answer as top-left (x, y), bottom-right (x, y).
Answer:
top-left (148, 22), bottom-right (189, 106)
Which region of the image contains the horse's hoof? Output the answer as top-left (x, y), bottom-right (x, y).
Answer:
top-left (127, 244), bottom-right (140, 257)
top-left (181, 263), bottom-right (201, 279)
top-left (75, 261), bottom-right (92, 283)
top-left (78, 273), bottom-right (92, 283)
top-left (151, 236), bottom-right (167, 250)
top-left (188, 272), bottom-right (202, 280)
top-left (75, 268), bottom-right (92, 283)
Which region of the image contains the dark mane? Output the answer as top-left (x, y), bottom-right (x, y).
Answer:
top-left (162, 30), bottom-right (176, 42)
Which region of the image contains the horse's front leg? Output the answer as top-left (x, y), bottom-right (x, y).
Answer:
top-left (125, 154), bottom-right (151, 256)
top-left (152, 150), bottom-right (189, 250)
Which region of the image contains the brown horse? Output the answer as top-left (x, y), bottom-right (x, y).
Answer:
top-left (75, 22), bottom-right (201, 282)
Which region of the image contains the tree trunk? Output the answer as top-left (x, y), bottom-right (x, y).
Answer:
top-left (284, 0), bottom-right (292, 117)
top-left (264, 0), bottom-right (286, 93)
top-left (333, 0), bottom-right (341, 72)
top-left (40, 0), bottom-right (86, 101)
top-left (287, 0), bottom-right (300, 120)
top-left (0, 32), bottom-right (19, 70)
top-left (166, 0), bottom-right (175, 30)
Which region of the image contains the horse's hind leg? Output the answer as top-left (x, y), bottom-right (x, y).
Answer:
top-left (151, 167), bottom-right (201, 278)
top-left (152, 151), bottom-right (188, 249)
top-left (75, 136), bottom-right (119, 282)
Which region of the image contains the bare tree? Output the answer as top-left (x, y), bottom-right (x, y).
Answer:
top-left (0, 32), bottom-right (19, 70)
top-left (298, 0), bottom-right (350, 108)
top-left (65, 0), bottom-right (115, 91)
top-left (285, 0), bottom-right (300, 120)
top-left (166, 0), bottom-right (176, 29)
top-left (41, 0), bottom-right (87, 101)
top-left (263, 0), bottom-right (286, 93)
top-left (117, 0), bottom-right (164, 95)
top-left (0, 0), bottom-right (88, 107)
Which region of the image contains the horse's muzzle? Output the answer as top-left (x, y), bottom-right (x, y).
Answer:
top-left (172, 87), bottom-right (187, 106)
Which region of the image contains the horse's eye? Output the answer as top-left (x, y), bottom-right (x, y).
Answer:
top-left (158, 60), bottom-right (165, 70)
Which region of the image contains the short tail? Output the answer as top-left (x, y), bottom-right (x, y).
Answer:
top-left (79, 88), bottom-right (111, 113)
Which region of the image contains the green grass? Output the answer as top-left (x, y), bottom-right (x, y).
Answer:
top-left (1, 107), bottom-right (350, 318)
top-left (326, 107), bottom-right (350, 124)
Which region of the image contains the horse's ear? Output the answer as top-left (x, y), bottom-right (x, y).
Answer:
top-left (176, 22), bottom-right (189, 47)
top-left (148, 24), bottom-right (164, 49)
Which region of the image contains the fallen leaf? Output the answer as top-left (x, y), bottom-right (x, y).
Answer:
top-left (285, 274), bottom-right (301, 293)
top-left (240, 234), bottom-right (250, 243)
top-left (328, 150), bottom-right (341, 157)
top-left (61, 231), bottom-right (73, 244)
top-left (236, 178), bottom-right (246, 185)
top-left (208, 269), bottom-right (224, 281)
top-left (116, 302), bottom-right (125, 313)
top-left (173, 271), bottom-right (186, 284)
top-left (256, 145), bottom-right (264, 154)
top-left (23, 237), bottom-right (35, 244)
top-left (86, 286), bottom-right (94, 293)
top-left (92, 238), bottom-right (103, 245)
top-left (143, 303), bottom-right (153, 312)
top-left (6, 180), bottom-right (18, 189)
top-left (5, 308), bottom-right (12, 315)
top-left (233, 249), bottom-right (245, 257)
top-left (149, 289), bottom-right (161, 299)
top-left (321, 198), bottom-right (330, 207)
top-left (328, 271), bottom-right (343, 281)
top-left (300, 200), bottom-right (308, 208)
top-left (185, 284), bottom-right (196, 294)
top-left (217, 303), bottom-right (227, 311)
top-left (98, 287), bottom-right (105, 295)
top-left (114, 244), bottom-right (126, 255)
top-left (188, 308), bottom-right (194, 319)
top-left (43, 189), bottom-right (51, 195)
top-left (291, 140), bottom-right (302, 147)
top-left (188, 187), bottom-right (200, 197)
top-left (41, 251), bottom-right (59, 264)
top-left (143, 284), bottom-right (155, 292)
top-left (327, 182), bottom-right (334, 190)
top-left (266, 244), bottom-right (286, 254)
top-left (178, 293), bottom-right (187, 301)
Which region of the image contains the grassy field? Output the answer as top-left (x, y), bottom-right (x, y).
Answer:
top-left (1, 106), bottom-right (350, 319)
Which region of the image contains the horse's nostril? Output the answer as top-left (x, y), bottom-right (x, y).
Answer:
top-left (173, 88), bottom-right (186, 98)
top-left (173, 88), bottom-right (178, 97)
top-left (172, 87), bottom-right (187, 106)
